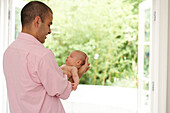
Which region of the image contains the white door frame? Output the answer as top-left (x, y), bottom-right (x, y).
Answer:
top-left (0, 0), bottom-right (10, 113)
top-left (152, 0), bottom-right (168, 113)
top-left (138, 0), bottom-right (168, 112)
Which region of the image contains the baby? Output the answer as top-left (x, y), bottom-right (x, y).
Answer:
top-left (61, 50), bottom-right (87, 90)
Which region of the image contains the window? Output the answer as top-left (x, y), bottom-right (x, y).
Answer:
top-left (138, 0), bottom-right (152, 113)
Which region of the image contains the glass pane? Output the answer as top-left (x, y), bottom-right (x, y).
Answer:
top-left (144, 45), bottom-right (150, 78)
top-left (143, 80), bottom-right (149, 91)
top-left (141, 90), bottom-right (149, 113)
top-left (144, 8), bottom-right (150, 42)
top-left (141, 80), bottom-right (149, 112)
top-left (15, 7), bottom-right (21, 39)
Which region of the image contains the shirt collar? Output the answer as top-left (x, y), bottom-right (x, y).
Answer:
top-left (17, 32), bottom-right (44, 46)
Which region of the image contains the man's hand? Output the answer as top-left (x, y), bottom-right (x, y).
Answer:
top-left (78, 57), bottom-right (90, 78)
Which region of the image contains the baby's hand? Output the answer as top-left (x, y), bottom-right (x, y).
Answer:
top-left (71, 83), bottom-right (78, 91)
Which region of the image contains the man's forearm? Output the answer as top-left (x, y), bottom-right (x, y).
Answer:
top-left (78, 70), bottom-right (84, 79)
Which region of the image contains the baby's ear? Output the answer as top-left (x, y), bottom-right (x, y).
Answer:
top-left (76, 60), bottom-right (82, 65)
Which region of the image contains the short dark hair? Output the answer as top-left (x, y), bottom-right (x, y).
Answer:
top-left (21, 1), bottom-right (53, 27)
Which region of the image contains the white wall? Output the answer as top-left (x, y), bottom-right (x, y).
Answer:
top-left (167, 0), bottom-right (170, 113)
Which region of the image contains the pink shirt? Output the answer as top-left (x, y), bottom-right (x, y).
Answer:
top-left (3, 32), bottom-right (72, 113)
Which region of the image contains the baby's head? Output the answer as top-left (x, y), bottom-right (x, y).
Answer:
top-left (66, 50), bottom-right (87, 69)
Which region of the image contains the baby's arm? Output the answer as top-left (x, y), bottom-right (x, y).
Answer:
top-left (70, 67), bottom-right (79, 90)
top-left (61, 65), bottom-right (79, 90)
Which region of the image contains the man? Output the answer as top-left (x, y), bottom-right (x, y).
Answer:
top-left (3, 1), bottom-right (90, 113)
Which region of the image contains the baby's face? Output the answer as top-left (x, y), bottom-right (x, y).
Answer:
top-left (65, 51), bottom-right (79, 66)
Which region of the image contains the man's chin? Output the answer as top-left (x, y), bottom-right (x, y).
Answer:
top-left (41, 40), bottom-right (45, 44)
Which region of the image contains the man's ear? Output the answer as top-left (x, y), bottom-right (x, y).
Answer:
top-left (34, 16), bottom-right (42, 28)
top-left (76, 60), bottom-right (82, 65)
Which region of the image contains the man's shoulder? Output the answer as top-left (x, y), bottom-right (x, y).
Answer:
top-left (7, 38), bottom-right (51, 56)
top-left (31, 45), bottom-right (51, 56)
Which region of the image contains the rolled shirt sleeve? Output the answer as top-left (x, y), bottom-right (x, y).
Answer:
top-left (37, 51), bottom-right (72, 99)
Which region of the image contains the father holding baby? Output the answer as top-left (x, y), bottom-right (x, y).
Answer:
top-left (3, 1), bottom-right (90, 113)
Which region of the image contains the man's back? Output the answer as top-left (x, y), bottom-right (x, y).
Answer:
top-left (3, 32), bottom-right (71, 113)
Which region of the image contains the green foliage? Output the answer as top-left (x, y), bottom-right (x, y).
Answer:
top-left (22, 0), bottom-right (143, 87)
top-left (15, 7), bottom-right (21, 39)
top-left (43, 0), bottom-right (140, 87)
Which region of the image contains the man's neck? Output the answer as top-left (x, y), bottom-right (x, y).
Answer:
top-left (22, 28), bottom-right (37, 39)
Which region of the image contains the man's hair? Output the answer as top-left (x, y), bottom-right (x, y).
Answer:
top-left (74, 50), bottom-right (87, 65)
top-left (21, 1), bottom-right (53, 27)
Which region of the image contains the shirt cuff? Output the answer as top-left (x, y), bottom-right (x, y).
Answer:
top-left (58, 81), bottom-right (72, 100)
